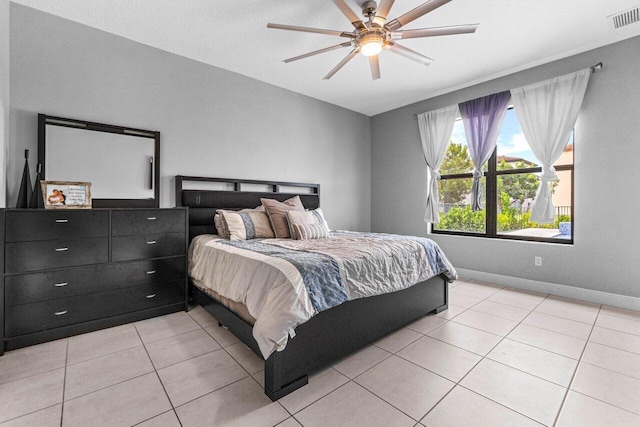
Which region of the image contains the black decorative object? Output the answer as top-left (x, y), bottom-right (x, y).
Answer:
top-left (16, 150), bottom-right (33, 208)
top-left (30, 163), bottom-right (43, 209)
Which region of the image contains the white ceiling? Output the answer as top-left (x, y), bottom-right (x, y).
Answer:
top-left (11, 0), bottom-right (640, 116)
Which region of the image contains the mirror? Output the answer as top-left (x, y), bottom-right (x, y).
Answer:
top-left (38, 114), bottom-right (160, 208)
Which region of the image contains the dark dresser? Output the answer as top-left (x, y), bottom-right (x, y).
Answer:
top-left (0, 208), bottom-right (188, 354)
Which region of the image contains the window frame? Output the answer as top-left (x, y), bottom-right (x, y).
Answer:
top-left (431, 139), bottom-right (574, 245)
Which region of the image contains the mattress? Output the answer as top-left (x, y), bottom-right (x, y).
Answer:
top-left (188, 231), bottom-right (457, 358)
top-left (192, 278), bottom-right (256, 325)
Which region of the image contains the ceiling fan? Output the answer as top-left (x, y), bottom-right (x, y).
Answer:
top-left (267, 0), bottom-right (478, 80)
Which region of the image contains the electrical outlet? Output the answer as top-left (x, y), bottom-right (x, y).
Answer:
top-left (534, 256), bottom-right (542, 266)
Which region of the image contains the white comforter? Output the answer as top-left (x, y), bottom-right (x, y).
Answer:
top-left (188, 232), bottom-right (456, 358)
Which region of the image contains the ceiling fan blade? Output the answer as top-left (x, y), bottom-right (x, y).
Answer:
top-left (331, 0), bottom-right (367, 30)
top-left (384, 42), bottom-right (434, 66)
top-left (267, 23), bottom-right (355, 38)
top-left (369, 55), bottom-right (381, 80)
top-left (323, 48), bottom-right (359, 80)
top-left (393, 23), bottom-right (479, 39)
top-left (372, 0), bottom-right (396, 26)
top-left (386, 0), bottom-right (453, 31)
top-left (376, 0), bottom-right (396, 19)
top-left (284, 42), bottom-right (353, 63)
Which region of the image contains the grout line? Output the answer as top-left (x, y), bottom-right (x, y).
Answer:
top-left (597, 309), bottom-right (640, 323)
top-left (422, 291), bottom-right (553, 424)
top-left (504, 335), bottom-right (582, 361)
top-left (585, 339), bottom-right (640, 358)
top-left (590, 323), bottom-right (640, 338)
top-left (551, 303), bottom-right (601, 427)
top-left (372, 330), bottom-right (423, 354)
top-left (332, 346), bottom-right (394, 381)
top-left (61, 368), bottom-right (153, 403)
top-left (568, 389), bottom-right (640, 419)
top-left (483, 356), bottom-right (574, 388)
top-left (168, 376), bottom-right (251, 415)
top-left (0, 340), bottom-right (70, 387)
top-left (0, 403), bottom-right (64, 426)
top-left (455, 385), bottom-right (545, 426)
top-left (145, 339), bottom-right (224, 371)
top-left (344, 379), bottom-right (425, 424)
top-left (60, 338), bottom-right (69, 427)
top-left (130, 410), bottom-right (181, 427)
top-left (133, 323), bottom-right (183, 426)
top-left (578, 358), bottom-right (640, 382)
top-left (532, 309), bottom-right (599, 326)
top-left (64, 324), bottom-right (142, 367)
top-left (274, 367), bottom-right (350, 417)
top-left (5, 286), bottom-right (638, 426)
top-left (357, 296), bottom-right (515, 423)
top-left (450, 312), bottom-right (519, 336)
top-left (521, 311), bottom-right (597, 334)
top-left (512, 318), bottom-right (591, 341)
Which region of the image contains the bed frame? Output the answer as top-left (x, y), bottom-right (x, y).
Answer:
top-left (175, 175), bottom-right (449, 400)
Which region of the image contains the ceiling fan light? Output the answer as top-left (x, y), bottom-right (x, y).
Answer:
top-left (360, 35), bottom-right (383, 56)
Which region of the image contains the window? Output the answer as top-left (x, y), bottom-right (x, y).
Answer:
top-left (433, 108), bottom-right (573, 243)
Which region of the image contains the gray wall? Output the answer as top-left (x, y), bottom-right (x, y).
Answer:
top-left (8, 4), bottom-right (371, 231)
top-left (0, 0), bottom-right (8, 208)
top-left (372, 36), bottom-right (640, 299)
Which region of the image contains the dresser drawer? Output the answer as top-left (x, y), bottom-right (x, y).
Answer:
top-left (112, 209), bottom-right (185, 236)
top-left (5, 210), bottom-right (108, 242)
top-left (112, 233), bottom-right (185, 262)
top-left (5, 237), bottom-right (109, 273)
top-left (5, 281), bottom-right (185, 337)
top-left (5, 257), bottom-right (186, 306)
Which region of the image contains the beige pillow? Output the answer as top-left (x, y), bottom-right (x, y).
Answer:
top-left (216, 206), bottom-right (268, 240)
top-left (261, 196), bottom-right (305, 238)
top-left (218, 210), bottom-right (275, 240)
top-left (292, 223), bottom-right (329, 240)
top-left (286, 208), bottom-right (330, 240)
top-left (213, 213), bottom-right (227, 238)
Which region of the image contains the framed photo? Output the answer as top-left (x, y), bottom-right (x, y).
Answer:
top-left (41, 181), bottom-right (92, 209)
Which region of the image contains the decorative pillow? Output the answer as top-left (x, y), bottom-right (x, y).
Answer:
top-left (292, 223), bottom-right (329, 240)
top-left (286, 208), bottom-right (330, 240)
top-left (261, 196), bottom-right (305, 238)
top-left (218, 209), bottom-right (275, 240)
top-left (213, 213), bottom-right (227, 238)
top-left (215, 206), bottom-right (265, 239)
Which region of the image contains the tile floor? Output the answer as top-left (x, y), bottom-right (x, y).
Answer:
top-left (1, 278), bottom-right (640, 426)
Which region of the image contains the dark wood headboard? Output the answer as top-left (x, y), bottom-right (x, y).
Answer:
top-left (175, 176), bottom-right (320, 242)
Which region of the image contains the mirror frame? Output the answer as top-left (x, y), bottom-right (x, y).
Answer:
top-left (37, 114), bottom-right (160, 208)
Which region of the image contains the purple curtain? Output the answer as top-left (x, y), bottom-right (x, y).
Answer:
top-left (459, 91), bottom-right (512, 211)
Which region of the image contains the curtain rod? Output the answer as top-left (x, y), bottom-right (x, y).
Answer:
top-left (412, 62), bottom-right (604, 118)
top-left (590, 62), bottom-right (603, 73)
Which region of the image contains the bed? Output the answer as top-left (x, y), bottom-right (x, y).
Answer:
top-left (176, 175), bottom-right (454, 400)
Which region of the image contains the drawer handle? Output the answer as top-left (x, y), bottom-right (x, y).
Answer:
top-left (54, 282), bottom-right (68, 287)
top-left (146, 270), bottom-right (156, 275)
top-left (146, 240), bottom-right (157, 245)
top-left (147, 217), bottom-right (157, 221)
top-left (54, 310), bottom-right (68, 316)
top-left (55, 219), bottom-right (69, 223)
top-left (55, 247), bottom-right (69, 252)
top-left (146, 294), bottom-right (156, 299)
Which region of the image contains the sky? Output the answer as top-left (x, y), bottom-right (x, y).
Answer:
top-left (451, 108), bottom-right (574, 166)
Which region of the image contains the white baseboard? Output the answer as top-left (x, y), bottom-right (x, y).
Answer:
top-left (457, 268), bottom-right (640, 312)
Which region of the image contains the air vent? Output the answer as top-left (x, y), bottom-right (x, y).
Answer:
top-left (609, 6), bottom-right (640, 29)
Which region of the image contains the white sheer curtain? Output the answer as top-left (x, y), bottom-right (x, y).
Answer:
top-left (511, 69), bottom-right (590, 223)
top-left (418, 105), bottom-right (459, 223)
